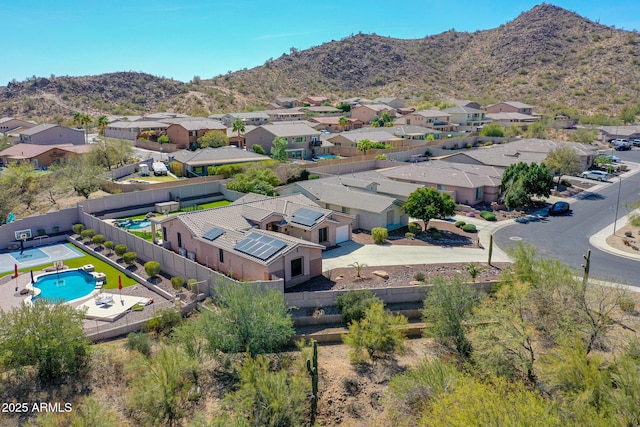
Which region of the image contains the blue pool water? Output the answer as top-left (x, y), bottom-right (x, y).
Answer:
top-left (34, 269), bottom-right (96, 302)
top-left (123, 220), bottom-right (151, 230)
top-left (315, 155), bottom-right (337, 159)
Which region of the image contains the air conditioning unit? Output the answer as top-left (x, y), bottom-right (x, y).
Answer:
top-left (179, 248), bottom-right (187, 257)
top-left (187, 251), bottom-right (196, 261)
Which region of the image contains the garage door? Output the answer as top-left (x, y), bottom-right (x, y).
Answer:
top-left (336, 225), bottom-right (350, 243)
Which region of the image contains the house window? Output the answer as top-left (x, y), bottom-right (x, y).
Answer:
top-left (193, 166), bottom-right (204, 174)
top-left (291, 258), bottom-right (303, 277)
top-left (177, 232), bottom-right (182, 248)
top-left (341, 206), bottom-right (350, 214)
top-left (162, 227), bottom-right (167, 241)
top-left (319, 227), bottom-right (328, 243)
top-left (476, 187), bottom-right (483, 200)
top-left (189, 131), bottom-right (197, 137)
top-left (437, 184), bottom-right (446, 191)
top-left (295, 136), bottom-right (304, 142)
top-left (219, 248), bottom-right (224, 264)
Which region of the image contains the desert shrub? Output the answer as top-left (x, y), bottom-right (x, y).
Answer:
top-left (252, 144), bottom-right (266, 155)
top-left (414, 272), bottom-right (425, 282)
top-left (428, 227), bottom-right (438, 233)
top-left (408, 221), bottom-right (422, 234)
top-left (123, 251), bottom-right (137, 266)
top-left (336, 289), bottom-right (382, 325)
top-left (462, 224), bottom-right (477, 233)
top-left (431, 231), bottom-right (442, 240)
top-left (619, 297), bottom-right (635, 314)
top-left (125, 332), bottom-right (151, 357)
top-left (455, 221), bottom-right (466, 228)
top-left (144, 261), bottom-right (161, 278)
top-left (625, 231), bottom-right (633, 238)
top-left (484, 141), bottom-right (494, 147)
top-left (72, 223), bottom-right (85, 234)
top-left (114, 244), bottom-right (127, 257)
top-left (308, 174), bottom-right (319, 180)
top-left (372, 227), bottom-right (388, 244)
top-left (405, 232), bottom-right (415, 240)
top-left (104, 241), bottom-right (114, 252)
top-left (171, 276), bottom-right (185, 290)
top-left (92, 234), bottom-right (105, 246)
top-left (187, 278), bottom-right (198, 292)
top-left (80, 229), bottom-right (95, 240)
top-left (480, 211), bottom-right (497, 221)
top-left (143, 308), bottom-right (182, 336)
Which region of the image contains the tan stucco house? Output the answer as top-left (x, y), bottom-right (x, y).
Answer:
top-left (165, 119), bottom-right (228, 149)
top-left (0, 143), bottom-right (91, 168)
top-left (351, 104), bottom-right (396, 124)
top-left (19, 124), bottom-right (85, 145)
top-left (244, 123), bottom-right (321, 160)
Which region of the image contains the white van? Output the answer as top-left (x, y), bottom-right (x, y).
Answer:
top-left (139, 164), bottom-right (150, 176)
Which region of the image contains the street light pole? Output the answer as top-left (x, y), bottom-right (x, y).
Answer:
top-left (613, 176), bottom-right (622, 235)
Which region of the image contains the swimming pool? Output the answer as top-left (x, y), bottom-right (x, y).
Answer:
top-left (33, 269), bottom-right (96, 302)
top-left (117, 219), bottom-right (151, 230)
top-left (315, 155), bottom-right (337, 160)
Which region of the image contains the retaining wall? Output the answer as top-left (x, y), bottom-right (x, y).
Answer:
top-left (0, 208), bottom-right (79, 250)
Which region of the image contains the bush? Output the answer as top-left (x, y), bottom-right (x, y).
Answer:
top-left (619, 297), bottom-right (635, 314)
top-left (171, 276), bottom-right (185, 290)
top-left (252, 144), bottom-right (266, 155)
top-left (408, 221), bottom-right (422, 234)
top-left (123, 252), bottom-right (137, 266)
top-left (92, 234), bottom-right (105, 247)
top-left (336, 289), bottom-right (382, 325)
top-left (308, 174), bottom-right (320, 180)
top-left (187, 278), bottom-right (198, 293)
top-left (104, 241), bottom-right (114, 252)
top-left (462, 224), bottom-right (477, 233)
top-left (125, 332), bottom-right (151, 357)
top-left (455, 221), bottom-right (466, 228)
top-left (414, 272), bottom-right (425, 282)
top-left (144, 261), bottom-right (161, 278)
top-left (80, 229), bottom-right (95, 240)
top-left (625, 231), bottom-right (633, 238)
top-left (72, 223), bottom-right (85, 234)
top-left (405, 232), bottom-right (415, 240)
top-left (143, 308), bottom-right (182, 336)
top-left (480, 211), bottom-right (497, 221)
top-left (372, 227), bottom-right (388, 244)
top-left (114, 244), bottom-right (127, 257)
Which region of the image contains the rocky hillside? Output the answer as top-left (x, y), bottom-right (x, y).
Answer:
top-left (1, 4), bottom-right (639, 123)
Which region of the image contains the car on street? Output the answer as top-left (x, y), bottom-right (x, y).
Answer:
top-left (580, 170), bottom-right (609, 181)
top-left (631, 139), bottom-right (640, 147)
top-left (549, 201), bottom-right (571, 215)
top-left (614, 143), bottom-right (632, 151)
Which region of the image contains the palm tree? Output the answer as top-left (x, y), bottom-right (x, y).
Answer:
top-left (73, 112), bottom-right (92, 144)
top-left (96, 115), bottom-right (109, 139)
top-left (232, 119), bottom-right (246, 148)
top-left (338, 115), bottom-right (348, 132)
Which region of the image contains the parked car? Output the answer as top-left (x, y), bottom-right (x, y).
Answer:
top-left (631, 139), bottom-right (640, 147)
top-left (549, 201), bottom-right (571, 215)
top-left (580, 170), bottom-right (609, 181)
top-left (614, 144), bottom-right (632, 151)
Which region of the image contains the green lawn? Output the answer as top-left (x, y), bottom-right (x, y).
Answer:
top-left (134, 175), bottom-right (183, 183)
top-left (1, 244), bottom-right (138, 289)
top-left (121, 200), bottom-right (232, 221)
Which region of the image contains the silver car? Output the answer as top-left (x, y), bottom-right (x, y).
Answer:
top-left (581, 170), bottom-right (609, 181)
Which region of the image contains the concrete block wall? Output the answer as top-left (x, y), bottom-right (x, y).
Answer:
top-left (0, 208), bottom-right (79, 250)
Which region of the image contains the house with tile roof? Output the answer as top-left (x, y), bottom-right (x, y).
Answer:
top-left (452, 100), bottom-right (482, 110)
top-left (168, 146), bottom-right (270, 176)
top-left (392, 125), bottom-right (442, 140)
top-left (0, 143), bottom-right (91, 167)
top-left (279, 172), bottom-right (423, 231)
top-left (308, 116), bottom-right (363, 132)
top-left (302, 96), bottom-right (330, 106)
top-left (269, 97), bottom-right (302, 109)
top-left (485, 112), bottom-right (537, 129)
top-left (327, 129), bottom-right (403, 149)
top-left (215, 112), bottom-right (270, 127)
top-left (159, 194), bottom-right (352, 287)
top-left (104, 120), bottom-right (169, 140)
top-left (380, 161), bottom-right (503, 205)
top-left (441, 106), bottom-right (492, 132)
top-left (401, 110), bottom-right (455, 132)
top-left (351, 104), bottom-right (396, 124)
top-left (372, 97), bottom-right (405, 109)
top-left (244, 123), bottom-right (321, 160)
top-left (0, 117), bottom-right (36, 134)
top-left (19, 124), bottom-right (85, 145)
top-left (263, 109), bottom-right (308, 122)
top-left (486, 101), bottom-right (534, 115)
top-left (165, 119), bottom-right (228, 149)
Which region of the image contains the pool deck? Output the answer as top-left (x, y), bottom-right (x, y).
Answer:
top-left (0, 272), bottom-right (39, 312)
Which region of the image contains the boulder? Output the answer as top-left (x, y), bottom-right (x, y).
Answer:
top-left (373, 270), bottom-right (389, 279)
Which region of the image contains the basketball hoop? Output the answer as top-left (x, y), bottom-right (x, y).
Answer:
top-left (19, 234), bottom-right (27, 242)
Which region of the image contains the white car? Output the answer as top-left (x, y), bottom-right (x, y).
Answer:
top-left (581, 170), bottom-right (609, 181)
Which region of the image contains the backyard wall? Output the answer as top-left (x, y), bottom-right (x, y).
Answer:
top-left (0, 208), bottom-right (79, 250)
top-left (102, 175), bottom-right (224, 194)
top-left (107, 159), bottom-right (153, 180)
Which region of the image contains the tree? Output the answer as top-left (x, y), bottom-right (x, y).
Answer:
top-left (96, 115), bottom-right (109, 138)
top-left (0, 299), bottom-right (89, 382)
top-left (226, 165), bottom-right (280, 196)
top-left (252, 144), bottom-right (266, 155)
top-left (270, 136), bottom-right (288, 161)
top-left (480, 122), bottom-right (505, 137)
top-left (526, 121), bottom-right (548, 139)
top-left (157, 134), bottom-right (171, 144)
top-left (570, 128), bottom-right (598, 144)
top-left (127, 345), bottom-right (198, 427)
top-left (343, 300), bottom-right (407, 363)
top-left (196, 130), bottom-right (228, 149)
top-left (73, 111), bottom-right (92, 144)
top-left (545, 145), bottom-right (582, 185)
top-left (403, 187), bottom-right (456, 229)
top-left (232, 119), bottom-right (246, 148)
top-left (52, 156), bottom-right (106, 198)
top-left (619, 105), bottom-right (638, 124)
top-left (422, 276), bottom-right (479, 360)
top-left (337, 103), bottom-right (351, 113)
top-left (338, 115), bottom-right (348, 131)
top-left (114, 244), bottom-right (127, 257)
top-left (92, 234), bottom-right (105, 249)
top-left (88, 138), bottom-right (132, 170)
top-left (123, 252), bottom-right (137, 266)
top-left (198, 278), bottom-right (295, 355)
top-left (144, 261), bottom-right (161, 279)
top-left (357, 138), bottom-right (375, 155)
top-left (371, 119), bottom-right (381, 128)
top-left (0, 162), bottom-right (41, 210)
top-left (336, 289), bottom-right (382, 325)
top-left (501, 162), bottom-right (554, 209)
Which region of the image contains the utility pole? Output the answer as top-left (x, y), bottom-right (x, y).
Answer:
top-left (582, 250), bottom-right (591, 288)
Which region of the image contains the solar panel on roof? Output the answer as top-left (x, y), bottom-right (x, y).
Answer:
top-left (234, 232), bottom-right (287, 261)
top-left (291, 207), bottom-right (324, 227)
top-left (202, 227), bottom-right (224, 241)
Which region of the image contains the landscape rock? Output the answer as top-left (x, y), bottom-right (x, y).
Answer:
top-left (373, 270), bottom-right (389, 280)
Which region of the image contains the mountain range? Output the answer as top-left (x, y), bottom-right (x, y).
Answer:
top-left (1, 3), bottom-right (639, 123)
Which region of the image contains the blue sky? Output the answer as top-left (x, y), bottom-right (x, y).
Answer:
top-left (2, 1), bottom-right (639, 85)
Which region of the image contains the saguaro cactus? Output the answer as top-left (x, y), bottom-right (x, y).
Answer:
top-left (306, 340), bottom-right (319, 425)
top-left (488, 234), bottom-right (494, 266)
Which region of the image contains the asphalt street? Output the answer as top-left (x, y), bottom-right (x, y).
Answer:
top-left (494, 149), bottom-right (640, 286)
